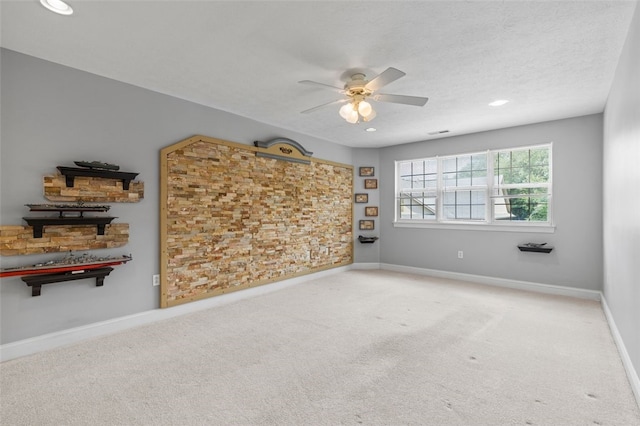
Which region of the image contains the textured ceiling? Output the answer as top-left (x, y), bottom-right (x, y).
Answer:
top-left (0, 1), bottom-right (636, 148)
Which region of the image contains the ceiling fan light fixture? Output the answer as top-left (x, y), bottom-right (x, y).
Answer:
top-left (358, 101), bottom-right (373, 117)
top-left (339, 103), bottom-right (354, 119)
top-left (40, 0), bottom-right (73, 15)
top-left (362, 109), bottom-right (377, 122)
top-left (346, 110), bottom-right (359, 124)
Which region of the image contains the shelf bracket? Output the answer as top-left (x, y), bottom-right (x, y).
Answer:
top-left (20, 267), bottom-right (114, 297)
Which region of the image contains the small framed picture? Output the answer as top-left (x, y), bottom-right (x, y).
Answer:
top-left (359, 167), bottom-right (375, 177)
top-left (355, 193), bottom-right (368, 203)
top-left (359, 220), bottom-right (375, 230)
top-left (365, 206), bottom-right (379, 217)
top-left (364, 179), bottom-right (378, 189)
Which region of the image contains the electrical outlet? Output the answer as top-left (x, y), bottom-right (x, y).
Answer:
top-left (152, 274), bottom-right (160, 286)
top-left (457, 251), bottom-right (464, 259)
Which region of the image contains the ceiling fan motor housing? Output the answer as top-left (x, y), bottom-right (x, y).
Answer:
top-left (345, 73), bottom-right (372, 98)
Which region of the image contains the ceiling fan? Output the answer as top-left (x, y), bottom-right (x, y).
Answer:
top-left (299, 67), bottom-right (428, 124)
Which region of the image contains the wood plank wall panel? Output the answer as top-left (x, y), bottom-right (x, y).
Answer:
top-left (161, 136), bottom-right (353, 307)
top-left (44, 176), bottom-right (144, 202)
top-left (0, 224), bottom-right (129, 255)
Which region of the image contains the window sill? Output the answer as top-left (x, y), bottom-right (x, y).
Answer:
top-left (393, 221), bottom-right (556, 233)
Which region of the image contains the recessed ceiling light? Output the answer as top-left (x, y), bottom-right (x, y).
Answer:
top-left (365, 127), bottom-right (377, 132)
top-left (488, 99), bottom-right (509, 107)
top-left (40, 0), bottom-right (73, 16)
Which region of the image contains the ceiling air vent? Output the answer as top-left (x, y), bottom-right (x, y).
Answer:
top-left (428, 130), bottom-right (450, 136)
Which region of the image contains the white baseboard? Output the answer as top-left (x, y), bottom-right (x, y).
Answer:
top-left (0, 265), bottom-right (351, 363)
top-left (380, 263), bottom-right (602, 301)
top-left (601, 296), bottom-right (640, 408)
top-left (351, 262), bottom-right (382, 270)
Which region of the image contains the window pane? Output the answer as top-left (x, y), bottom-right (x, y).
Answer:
top-left (530, 148), bottom-right (549, 165)
top-left (530, 166), bottom-right (549, 183)
top-left (471, 169), bottom-right (487, 186)
top-left (471, 205), bottom-right (485, 220)
top-left (442, 190), bottom-right (485, 221)
top-left (398, 193), bottom-right (436, 220)
top-left (495, 146), bottom-right (550, 188)
top-left (443, 172), bottom-right (457, 188)
top-left (493, 196), bottom-right (549, 222)
top-left (472, 154), bottom-right (487, 170)
top-left (412, 160), bottom-right (424, 175)
top-left (400, 176), bottom-right (412, 190)
top-left (443, 158), bottom-right (456, 173)
top-left (456, 205), bottom-right (470, 219)
top-left (425, 174), bottom-right (437, 189)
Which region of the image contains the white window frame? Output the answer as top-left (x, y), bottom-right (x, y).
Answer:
top-left (394, 143), bottom-right (554, 233)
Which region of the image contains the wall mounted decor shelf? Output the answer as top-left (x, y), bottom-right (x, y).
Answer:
top-left (21, 267), bottom-right (114, 297)
top-left (0, 223), bottom-right (129, 256)
top-left (57, 166), bottom-right (140, 190)
top-left (358, 235), bottom-right (379, 244)
top-left (22, 216), bottom-right (116, 238)
top-left (1, 254), bottom-right (132, 296)
top-left (518, 243), bottom-right (553, 253)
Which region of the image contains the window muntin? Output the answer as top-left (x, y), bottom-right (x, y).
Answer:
top-left (396, 144), bottom-right (551, 226)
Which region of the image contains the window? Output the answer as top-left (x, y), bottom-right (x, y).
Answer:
top-left (396, 144), bottom-right (552, 228)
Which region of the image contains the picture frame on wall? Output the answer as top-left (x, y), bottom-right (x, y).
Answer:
top-left (359, 167), bottom-right (375, 177)
top-left (355, 193), bottom-right (368, 203)
top-left (364, 179), bottom-right (378, 189)
top-left (359, 220), bottom-right (375, 230)
top-left (365, 206), bottom-right (379, 217)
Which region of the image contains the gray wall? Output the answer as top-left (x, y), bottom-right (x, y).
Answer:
top-left (352, 148), bottom-right (381, 264)
top-left (378, 115), bottom-right (604, 291)
top-left (603, 0), bottom-right (640, 383)
top-left (0, 49), bottom-right (352, 344)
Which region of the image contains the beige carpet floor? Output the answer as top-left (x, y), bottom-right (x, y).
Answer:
top-left (1, 270), bottom-right (639, 425)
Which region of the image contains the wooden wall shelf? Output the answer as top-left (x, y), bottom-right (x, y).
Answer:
top-left (57, 166), bottom-right (139, 190)
top-left (20, 267), bottom-right (114, 296)
top-left (22, 217), bottom-right (116, 238)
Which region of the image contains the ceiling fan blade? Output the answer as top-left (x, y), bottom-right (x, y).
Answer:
top-left (373, 93), bottom-right (429, 107)
top-left (298, 80), bottom-right (345, 94)
top-left (301, 98), bottom-right (348, 114)
top-left (365, 67), bottom-right (406, 92)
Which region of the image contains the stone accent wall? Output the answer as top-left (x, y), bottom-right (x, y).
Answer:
top-left (44, 175), bottom-right (144, 202)
top-left (161, 136), bottom-right (352, 307)
top-left (0, 224), bottom-right (129, 256)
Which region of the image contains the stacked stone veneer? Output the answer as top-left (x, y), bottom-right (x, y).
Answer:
top-left (0, 224), bottom-right (129, 256)
top-left (163, 139), bottom-right (353, 307)
top-left (44, 176), bottom-right (144, 202)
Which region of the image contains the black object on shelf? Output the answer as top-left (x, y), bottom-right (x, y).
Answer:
top-left (57, 166), bottom-right (139, 190)
top-left (22, 217), bottom-right (117, 238)
top-left (358, 235), bottom-right (379, 244)
top-left (26, 204), bottom-right (110, 217)
top-left (518, 243), bottom-right (553, 253)
top-left (20, 267), bottom-right (114, 297)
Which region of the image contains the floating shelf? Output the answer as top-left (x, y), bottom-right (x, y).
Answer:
top-left (22, 216), bottom-right (117, 238)
top-left (21, 267), bottom-right (114, 297)
top-left (518, 244), bottom-right (553, 253)
top-left (57, 166), bottom-right (139, 190)
top-left (358, 235), bottom-right (379, 244)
